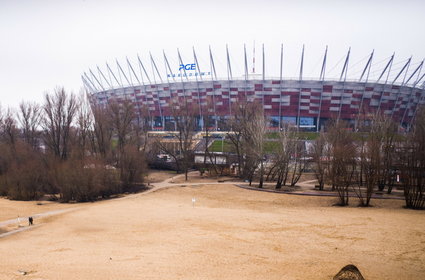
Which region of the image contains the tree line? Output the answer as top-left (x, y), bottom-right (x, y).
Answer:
top-left (0, 88), bottom-right (146, 202)
top-left (189, 100), bottom-right (425, 210)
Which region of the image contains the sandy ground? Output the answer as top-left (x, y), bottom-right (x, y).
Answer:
top-left (1, 179), bottom-right (425, 279)
top-left (0, 198), bottom-right (78, 235)
top-left (0, 199), bottom-right (77, 222)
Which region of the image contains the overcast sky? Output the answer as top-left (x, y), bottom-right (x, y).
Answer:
top-left (1, 0), bottom-right (424, 108)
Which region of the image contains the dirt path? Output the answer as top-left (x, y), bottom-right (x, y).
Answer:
top-left (0, 208), bottom-right (80, 238)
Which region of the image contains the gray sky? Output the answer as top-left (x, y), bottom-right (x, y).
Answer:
top-left (1, 0), bottom-right (424, 108)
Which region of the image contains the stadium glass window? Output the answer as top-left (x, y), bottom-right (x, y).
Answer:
top-left (153, 117), bottom-right (162, 127)
top-left (282, 116), bottom-right (296, 125)
top-left (270, 116), bottom-right (280, 127)
top-left (299, 117), bottom-right (315, 127)
top-left (164, 116), bottom-right (175, 131)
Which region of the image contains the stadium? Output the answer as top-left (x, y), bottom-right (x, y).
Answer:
top-left (82, 45), bottom-right (425, 131)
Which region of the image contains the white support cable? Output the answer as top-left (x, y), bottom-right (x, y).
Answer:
top-left (209, 45), bottom-right (218, 128)
top-left (358, 50), bottom-right (374, 82)
top-left (97, 65), bottom-right (112, 88)
top-left (163, 50), bottom-right (176, 83)
top-left (375, 54), bottom-right (395, 115)
top-left (116, 59), bottom-right (131, 86)
top-left (126, 57), bottom-right (141, 85)
top-left (106, 62), bottom-right (122, 87)
top-left (115, 60), bottom-right (124, 87)
top-left (401, 61), bottom-right (424, 124)
top-left (317, 45), bottom-right (328, 132)
top-left (392, 57), bottom-right (412, 84)
top-left (81, 75), bottom-right (96, 93)
top-left (193, 47), bottom-right (203, 81)
top-left (89, 68), bottom-right (105, 91)
top-left (338, 47), bottom-right (351, 120)
top-left (326, 53), bottom-right (346, 76)
top-left (192, 47), bottom-right (203, 130)
top-left (226, 44), bottom-right (232, 117)
top-left (83, 72), bottom-right (99, 92)
top-left (150, 52), bottom-right (163, 84)
top-left (297, 45), bottom-right (305, 128)
top-left (177, 48), bottom-right (187, 102)
top-left (150, 53), bottom-right (157, 84)
top-left (244, 44), bottom-right (248, 81)
top-left (137, 54), bottom-right (151, 84)
top-left (279, 43), bottom-right (284, 130)
top-left (339, 48), bottom-right (351, 82)
top-left (127, 59), bottom-right (133, 86)
top-left (408, 83), bottom-right (425, 128)
top-left (390, 57), bottom-right (412, 118)
top-left (177, 48), bottom-right (189, 82)
top-left (209, 45), bottom-right (217, 80)
top-left (357, 50), bottom-right (374, 127)
top-left (226, 44), bottom-right (233, 80)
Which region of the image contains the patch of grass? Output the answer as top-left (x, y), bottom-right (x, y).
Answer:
top-left (266, 132), bottom-right (319, 140)
top-left (297, 132), bottom-right (319, 140)
top-left (209, 140), bottom-right (279, 153)
top-left (266, 132), bottom-right (280, 139)
top-left (264, 141), bottom-right (279, 153)
top-left (209, 140), bottom-right (234, 153)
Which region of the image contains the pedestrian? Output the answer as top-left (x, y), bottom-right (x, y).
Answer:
top-left (28, 217), bottom-right (33, 226)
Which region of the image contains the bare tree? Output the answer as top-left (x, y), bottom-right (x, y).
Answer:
top-left (327, 120), bottom-right (357, 206)
top-left (242, 102), bottom-right (267, 187)
top-left (108, 99), bottom-right (135, 155)
top-left (17, 101), bottom-right (41, 149)
top-left (1, 108), bottom-right (18, 150)
top-left (42, 88), bottom-right (78, 160)
top-left (0, 105), bottom-right (47, 200)
top-left (156, 98), bottom-right (196, 181)
top-left (273, 124), bottom-right (293, 189)
top-left (201, 98), bottom-right (220, 176)
top-left (75, 93), bottom-right (94, 159)
top-left (90, 103), bottom-right (113, 159)
top-left (227, 102), bottom-right (247, 177)
top-left (354, 116), bottom-right (383, 206)
top-left (288, 138), bottom-right (306, 187)
top-left (312, 131), bottom-right (328, 190)
top-left (107, 99), bottom-right (145, 187)
top-left (400, 107), bottom-right (425, 210)
top-left (227, 101), bottom-right (268, 186)
top-left (173, 99), bottom-right (196, 181)
top-left (133, 104), bottom-right (151, 153)
top-left (377, 117), bottom-right (397, 193)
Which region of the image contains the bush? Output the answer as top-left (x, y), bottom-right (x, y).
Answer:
top-left (119, 145), bottom-right (146, 190)
top-left (0, 143), bottom-right (47, 200)
top-left (58, 159), bottom-right (121, 202)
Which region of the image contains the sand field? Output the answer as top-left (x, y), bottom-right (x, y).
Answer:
top-left (0, 182), bottom-right (424, 279)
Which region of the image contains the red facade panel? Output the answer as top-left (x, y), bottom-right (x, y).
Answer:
top-left (323, 85), bottom-right (333, 92)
